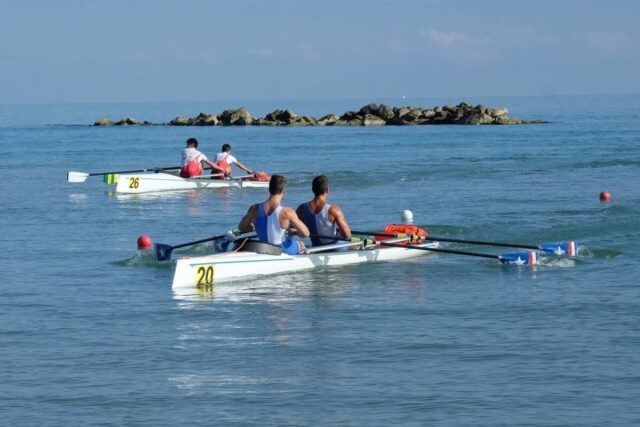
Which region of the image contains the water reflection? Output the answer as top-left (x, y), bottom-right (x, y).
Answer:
top-left (173, 268), bottom-right (355, 305)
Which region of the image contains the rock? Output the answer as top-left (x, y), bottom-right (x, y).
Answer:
top-left (317, 114), bottom-right (338, 126)
top-left (403, 108), bottom-right (423, 122)
top-left (252, 118), bottom-right (279, 126)
top-left (115, 117), bottom-right (142, 126)
top-left (432, 110), bottom-right (450, 123)
top-left (487, 107), bottom-right (508, 117)
top-left (395, 107), bottom-right (412, 118)
top-left (421, 109), bottom-right (435, 119)
top-left (94, 117), bottom-right (114, 126)
top-left (474, 104), bottom-right (487, 114)
top-left (219, 107), bottom-right (253, 125)
top-left (363, 114), bottom-right (387, 126)
top-left (339, 111), bottom-right (359, 121)
top-left (94, 102), bottom-right (539, 127)
top-left (265, 109), bottom-right (283, 122)
top-left (279, 109), bottom-right (298, 124)
top-left (377, 104), bottom-right (395, 120)
top-left (494, 116), bottom-right (523, 125)
top-left (359, 103), bottom-right (379, 116)
top-left (464, 112), bottom-right (495, 125)
top-left (289, 115), bottom-right (317, 126)
top-left (192, 113), bottom-right (219, 126)
top-left (169, 116), bottom-right (190, 126)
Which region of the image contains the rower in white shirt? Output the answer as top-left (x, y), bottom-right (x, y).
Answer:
top-left (214, 143), bottom-right (254, 179)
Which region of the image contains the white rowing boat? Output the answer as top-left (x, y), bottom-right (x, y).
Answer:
top-left (115, 172), bottom-right (268, 194)
top-left (171, 237), bottom-right (439, 294)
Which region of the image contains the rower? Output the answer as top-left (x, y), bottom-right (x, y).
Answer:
top-left (238, 175), bottom-right (309, 254)
top-left (214, 143), bottom-right (254, 179)
top-left (180, 138), bottom-right (224, 178)
top-left (296, 175), bottom-right (351, 249)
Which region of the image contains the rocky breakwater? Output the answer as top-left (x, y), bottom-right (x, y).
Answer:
top-left (93, 102), bottom-right (545, 126)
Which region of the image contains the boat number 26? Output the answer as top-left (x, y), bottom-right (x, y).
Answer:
top-left (195, 264), bottom-right (215, 290)
top-left (128, 176), bottom-right (140, 189)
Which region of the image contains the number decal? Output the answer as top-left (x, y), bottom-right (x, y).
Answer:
top-left (128, 176), bottom-right (140, 189)
top-left (195, 264), bottom-right (215, 291)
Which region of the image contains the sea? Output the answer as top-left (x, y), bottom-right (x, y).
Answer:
top-left (1, 95), bottom-right (639, 426)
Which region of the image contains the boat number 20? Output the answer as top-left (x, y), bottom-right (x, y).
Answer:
top-left (128, 176), bottom-right (140, 189)
top-left (195, 264), bottom-right (215, 290)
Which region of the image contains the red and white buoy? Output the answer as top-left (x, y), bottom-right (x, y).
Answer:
top-left (599, 191), bottom-right (611, 202)
top-left (137, 235), bottom-right (153, 250)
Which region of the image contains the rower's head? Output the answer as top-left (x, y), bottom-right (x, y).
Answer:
top-left (312, 175), bottom-right (329, 197)
top-left (269, 175), bottom-right (288, 195)
top-left (221, 144), bottom-right (231, 153)
top-left (186, 138), bottom-right (198, 148)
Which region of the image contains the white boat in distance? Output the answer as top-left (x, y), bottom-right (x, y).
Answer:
top-left (116, 172), bottom-right (268, 194)
top-left (171, 237), bottom-right (438, 294)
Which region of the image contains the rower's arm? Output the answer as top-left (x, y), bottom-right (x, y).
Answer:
top-left (233, 160), bottom-right (252, 174)
top-left (284, 207), bottom-right (310, 238)
top-left (330, 204), bottom-right (351, 239)
top-left (238, 204), bottom-right (257, 232)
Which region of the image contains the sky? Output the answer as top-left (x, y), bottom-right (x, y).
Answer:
top-left (1, 0), bottom-right (639, 104)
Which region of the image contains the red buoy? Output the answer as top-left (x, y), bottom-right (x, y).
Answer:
top-left (599, 191), bottom-right (611, 202)
top-left (137, 235), bottom-right (152, 250)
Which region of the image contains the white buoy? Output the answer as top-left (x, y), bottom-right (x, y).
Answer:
top-left (401, 209), bottom-right (414, 224)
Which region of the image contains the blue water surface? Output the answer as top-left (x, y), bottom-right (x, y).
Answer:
top-left (1, 95), bottom-right (639, 425)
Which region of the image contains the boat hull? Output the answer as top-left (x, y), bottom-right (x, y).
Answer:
top-left (171, 243), bottom-right (438, 293)
top-left (115, 172), bottom-right (268, 193)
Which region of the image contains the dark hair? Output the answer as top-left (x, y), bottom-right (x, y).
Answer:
top-left (269, 175), bottom-right (287, 195)
top-left (186, 138), bottom-right (198, 148)
top-left (312, 175), bottom-right (329, 196)
top-left (221, 144), bottom-right (231, 152)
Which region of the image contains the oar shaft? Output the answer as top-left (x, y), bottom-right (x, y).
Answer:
top-left (423, 236), bottom-right (539, 250)
top-left (351, 230), bottom-right (403, 237)
top-left (171, 234), bottom-right (227, 250)
top-left (87, 166), bottom-right (182, 176)
top-left (379, 242), bottom-right (500, 260)
top-left (353, 230), bottom-right (540, 250)
top-left (309, 233), bottom-right (352, 242)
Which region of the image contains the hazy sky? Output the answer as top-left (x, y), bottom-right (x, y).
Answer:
top-left (1, 0), bottom-right (639, 104)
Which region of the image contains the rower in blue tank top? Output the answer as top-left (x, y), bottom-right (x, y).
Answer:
top-left (296, 175), bottom-right (352, 250)
top-left (238, 175), bottom-right (310, 255)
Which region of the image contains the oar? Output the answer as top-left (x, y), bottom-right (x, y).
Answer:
top-left (67, 166), bottom-right (182, 183)
top-left (351, 230), bottom-right (577, 256)
top-left (154, 231), bottom-right (257, 261)
top-left (379, 241), bottom-right (539, 265)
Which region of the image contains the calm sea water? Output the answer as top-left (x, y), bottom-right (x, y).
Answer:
top-left (1, 95), bottom-right (639, 425)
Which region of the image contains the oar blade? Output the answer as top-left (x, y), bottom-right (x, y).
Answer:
top-left (154, 243), bottom-right (174, 262)
top-left (67, 171), bottom-right (89, 183)
top-left (499, 251), bottom-right (539, 265)
top-left (539, 241), bottom-right (578, 256)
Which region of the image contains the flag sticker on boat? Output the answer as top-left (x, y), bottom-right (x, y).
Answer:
top-left (103, 174), bottom-right (119, 184)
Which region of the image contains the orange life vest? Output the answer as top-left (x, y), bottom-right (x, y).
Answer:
top-left (376, 224), bottom-right (428, 245)
top-left (180, 156), bottom-right (203, 178)
top-left (242, 171), bottom-right (271, 182)
top-left (214, 154), bottom-right (232, 180)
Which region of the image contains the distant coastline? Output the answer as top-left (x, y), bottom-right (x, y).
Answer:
top-left (93, 102), bottom-right (545, 127)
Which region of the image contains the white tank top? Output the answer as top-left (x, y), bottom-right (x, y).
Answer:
top-left (315, 204), bottom-right (337, 244)
top-left (256, 203), bottom-right (286, 245)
